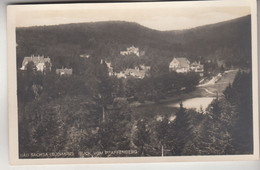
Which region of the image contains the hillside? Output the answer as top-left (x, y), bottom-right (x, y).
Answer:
top-left (16, 15), bottom-right (251, 71)
top-left (168, 15), bottom-right (251, 66)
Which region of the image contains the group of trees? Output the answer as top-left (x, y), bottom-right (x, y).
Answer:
top-left (139, 70), bottom-right (253, 156)
top-left (17, 55), bottom-right (157, 156)
top-left (18, 54), bottom-right (253, 157)
top-left (16, 14), bottom-right (253, 157)
top-left (122, 71), bottom-right (200, 103)
top-left (17, 54), bottom-right (202, 156)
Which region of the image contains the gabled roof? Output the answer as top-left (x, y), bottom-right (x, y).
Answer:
top-left (173, 57), bottom-right (190, 68)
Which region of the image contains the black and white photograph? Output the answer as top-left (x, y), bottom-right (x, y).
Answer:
top-left (7, 0), bottom-right (259, 164)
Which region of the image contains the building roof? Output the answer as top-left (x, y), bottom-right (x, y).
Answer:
top-left (22, 55), bottom-right (50, 66)
top-left (174, 57), bottom-right (190, 68)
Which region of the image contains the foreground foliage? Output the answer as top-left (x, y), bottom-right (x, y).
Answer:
top-left (18, 61), bottom-right (253, 157)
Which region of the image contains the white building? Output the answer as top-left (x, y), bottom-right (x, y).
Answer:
top-left (120, 46), bottom-right (144, 57)
top-left (20, 55), bottom-right (51, 72)
top-left (169, 57), bottom-right (190, 73)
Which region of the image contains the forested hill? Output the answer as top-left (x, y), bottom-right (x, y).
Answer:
top-left (16, 15), bottom-right (251, 70)
top-left (166, 15), bottom-right (251, 66)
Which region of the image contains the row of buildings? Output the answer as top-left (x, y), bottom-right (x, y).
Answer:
top-left (101, 59), bottom-right (150, 79)
top-left (20, 55), bottom-right (73, 76)
top-left (105, 57), bottom-right (203, 79)
top-left (169, 57), bottom-right (204, 76)
top-left (20, 55), bottom-right (204, 78)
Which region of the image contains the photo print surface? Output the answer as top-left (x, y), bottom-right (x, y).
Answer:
top-left (7, 0), bottom-right (259, 164)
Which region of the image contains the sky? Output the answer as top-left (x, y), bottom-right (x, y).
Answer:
top-left (13, 0), bottom-right (252, 31)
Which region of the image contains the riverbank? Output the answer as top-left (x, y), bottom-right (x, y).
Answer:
top-left (132, 69), bottom-right (238, 109)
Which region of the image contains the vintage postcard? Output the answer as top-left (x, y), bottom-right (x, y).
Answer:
top-left (7, 0), bottom-right (259, 165)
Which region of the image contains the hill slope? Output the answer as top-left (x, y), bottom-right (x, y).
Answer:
top-left (16, 15), bottom-right (251, 70)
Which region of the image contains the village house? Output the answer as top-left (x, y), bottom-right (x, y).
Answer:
top-left (120, 46), bottom-right (145, 57)
top-left (190, 61), bottom-right (204, 72)
top-left (115, 65), bottom-right (150, 79)
top-left (169, 57), bottom-right (204, 76)
top-left (120, 46), bottom-right (140, 56)
top-left (20, 55), bottom-right (51, 72)
top-left (190, 61), bottom-right (204, 76)
top-left (169, 57), bottom-right (190, 73)
top-left (56, 67), bottom-right (73, 76)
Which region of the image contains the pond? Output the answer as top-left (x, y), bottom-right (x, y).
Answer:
top-left (167, 97), bottom-right (215, 111)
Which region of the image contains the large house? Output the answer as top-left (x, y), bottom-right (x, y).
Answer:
top-left (20, 55), bottom-right (51, 72)
top-left (120, 46), bottom-right (145, 57)
top-left (120, 46), bottom-right (140, 56)
top-left (169, 57), bottom-right (204, 76)
top-left (169, 57), bottom-right (190, 73)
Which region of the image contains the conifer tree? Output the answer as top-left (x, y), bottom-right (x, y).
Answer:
top-left (171, 103), bottom-right (192, 155)
top-left (228, 71), bottom-right (253, 153)
top-left (155, 117), bottom-right (170, 156)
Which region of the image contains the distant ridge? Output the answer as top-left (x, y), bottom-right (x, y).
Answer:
top-left (16, 15), bottom-right (251, 70)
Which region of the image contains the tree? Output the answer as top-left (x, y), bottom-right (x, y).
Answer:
top-left (155, 117), bottom-right (170, 156)
top-left (170, 103), bottom-right (192, 155)
top-left (224, 71), bottom-right (253, 154)
top-left (134, 119), bottom-right (151, 156)
top-left (31, 103), bottom-right (67, 154)
top-left (93, 98), bottom-right (132, 156)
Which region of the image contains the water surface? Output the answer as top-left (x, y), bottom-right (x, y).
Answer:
top-left (167, 97), bottom-right (215, 111)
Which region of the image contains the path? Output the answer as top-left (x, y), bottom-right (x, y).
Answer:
top-left (202, 88), bottom-right (215, 95)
